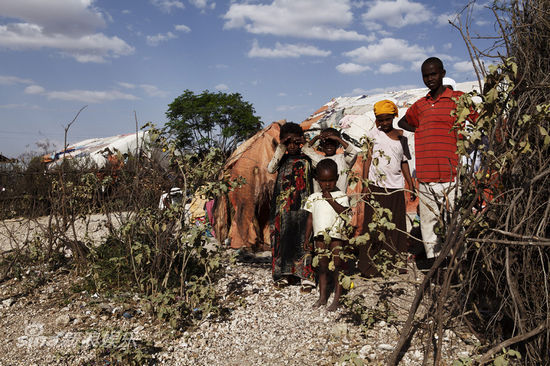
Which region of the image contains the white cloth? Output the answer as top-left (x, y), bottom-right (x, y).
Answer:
top-left (303, 191), bottom-right (349, 240)
top-left (366, 127), bottom-right (407, 189)
top-left (302, 143), bottom-right (358, 193)
top-left (267, 144), bottom-right (286, 174)
top-left (418, 180), bottom-right (459, 258)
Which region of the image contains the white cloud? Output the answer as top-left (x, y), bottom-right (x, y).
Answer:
top-left (150, 0), bottom-right (185, 13)
top-left (122, 9), bottom-right (131, 14)
top-left (0, 103), bottom-right (27, 109)
top-left (212, 64), bottom-right (228, 69)
top-left (0, 1), bottom-right (134, 63)
top-left (362, 0), bottom-right (433, 30)
top-left (278, 92), bottom-right (287, 97)
top-left (146, 25), bottom-right (190, 46)
top-left (189, 0), bottom-right (215, 10)
top-left (443, 42), bottom-right (452, 50)
top-left (437, 13), bottom-right (457, 26)
top-left (336, 63), bottom-right (371, 74)
top-left (139, 84), bottom-right (169, 97)
top-left (118, 82), bottom-right (168, 97)
top-left (118, 82), bottom-right (136, 89)
top-left (378, 62), bottom-right (404, 74)
top-left (0, 75), bottom-right (33, 85)
top-left (175, 24), bottom-right (191, 32)
top-left (224, 0), bottom-right (369, 41)
top-left (0, 0), bottom-right (106, 36)
top-left (24, 85), bottom-right (45, 94)
top-left (453, 60), bottom-right (474, 73)
top-left (146, 31), bottom-right (177, 46)
top-left (215, 83), bottom-right (229, 91)
top-left (47, 89), bottom-right (139, 103)
top-left (343, 38), bottom-right (430, 64)
top-left (475, 20), bottom-right (490, 26)
top-left (248, 40), bottom-right (331, 58)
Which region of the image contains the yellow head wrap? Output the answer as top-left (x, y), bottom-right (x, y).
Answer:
top-left (373, 100), bottom-right (398, 117)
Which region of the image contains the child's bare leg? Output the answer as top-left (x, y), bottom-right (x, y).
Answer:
top-left (327, 239), bottom-right (344, 312)
top-left (313, 239), bottom-right (329, 308)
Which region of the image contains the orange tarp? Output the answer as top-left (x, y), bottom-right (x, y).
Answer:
top-left (214, 121), bottom-right (282, 250)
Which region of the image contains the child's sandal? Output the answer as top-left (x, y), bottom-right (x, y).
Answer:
top-left (273, 278), bottom-right (289, 289)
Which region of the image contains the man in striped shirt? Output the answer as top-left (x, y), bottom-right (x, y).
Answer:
top-left (398, 57), bottom-right (465, 260)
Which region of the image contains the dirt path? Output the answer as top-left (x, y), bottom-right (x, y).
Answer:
top-left (0, 248), bottom-right (477, 365)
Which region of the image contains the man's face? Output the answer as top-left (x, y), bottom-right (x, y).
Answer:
top-left (421, 63), bottom-right (445, 92)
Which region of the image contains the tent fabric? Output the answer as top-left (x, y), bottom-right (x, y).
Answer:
top-left (214, 121), bottom-right (283, 250)
top-left (215, 81), bottom-right (480, 249)
top-left (44, 131), bottom-right (148, 169)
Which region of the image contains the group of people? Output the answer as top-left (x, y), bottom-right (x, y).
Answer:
top-left (267, 57), bottom-right (471, 310)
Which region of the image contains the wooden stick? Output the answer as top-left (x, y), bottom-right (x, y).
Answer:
top-left (477, 323), bottom-right (547, 365)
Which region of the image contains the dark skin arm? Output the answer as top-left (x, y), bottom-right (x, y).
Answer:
top-left (401, 161), bottom-right (416, 201)
top-left (322, 188), bottom-right (347, 215)
top-left (397, 115), bottom-right (416, 132)
top-left (324, 134), bottom-right (350, 149)
top-left (361, 146), bottom-right (373, 194)
top-left (303, 212), bottom-right (313, 251)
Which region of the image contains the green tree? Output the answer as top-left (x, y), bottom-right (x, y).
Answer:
top-left (165, 89), bottom-right (262, 157)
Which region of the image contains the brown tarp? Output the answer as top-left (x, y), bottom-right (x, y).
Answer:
top-left (213, 121), bottom-right (283, 250)
top-left (213, 117), bottom-right (418, 251)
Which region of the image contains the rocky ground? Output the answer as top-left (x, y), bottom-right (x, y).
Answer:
top-left (0, 248), bottom-right (479, 365)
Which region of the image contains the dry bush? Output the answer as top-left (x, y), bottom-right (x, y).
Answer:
top-left (390, 1), bottom-right (550, 364)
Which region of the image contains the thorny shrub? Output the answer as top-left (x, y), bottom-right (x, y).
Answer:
top-left (0, 123), bottom-right (245, 338)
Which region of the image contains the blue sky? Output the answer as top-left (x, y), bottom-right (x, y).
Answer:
top-left (0, 0), bottom-right (494, 157)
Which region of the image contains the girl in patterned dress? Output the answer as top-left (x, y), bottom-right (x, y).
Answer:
top-left (267, 122), bottom-right (315, 287)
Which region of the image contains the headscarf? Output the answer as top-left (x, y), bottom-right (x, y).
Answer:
top-left (373, 100), bottom-right (398, 117)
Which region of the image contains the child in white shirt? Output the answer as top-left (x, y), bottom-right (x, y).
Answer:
top-left (303, 159), bottom-right (350, 311)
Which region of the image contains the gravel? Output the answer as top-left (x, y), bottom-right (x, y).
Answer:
top-left (0, 250), bottom-right (476, 365)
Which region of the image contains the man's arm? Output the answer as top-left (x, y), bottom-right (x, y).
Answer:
top-left (398, 115), bottom-right (416, 132)
top-left (401, 161), bottom-right (416, 201)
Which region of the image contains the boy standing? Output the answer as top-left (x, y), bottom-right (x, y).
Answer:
top-left (303, 159), bottom-right (350, 311)
top-left (398, 57), bottom-right (473, 260)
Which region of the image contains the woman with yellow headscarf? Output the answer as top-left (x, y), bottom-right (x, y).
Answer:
top-left (357, 99), bottom-right (416, 276)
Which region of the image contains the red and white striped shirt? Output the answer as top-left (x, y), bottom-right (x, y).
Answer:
top-left (406, 87), bottom-right (463, 183)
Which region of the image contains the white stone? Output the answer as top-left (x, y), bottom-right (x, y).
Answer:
top-left (2, 298), bottom-right (13, 307)
top-left (55, 314), bottom-right (71, 327)
top-left (378, 343), bottom-right (394, 351)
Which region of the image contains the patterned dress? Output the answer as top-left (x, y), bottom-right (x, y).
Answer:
top-left (270, 154), bottom-right (314, 282)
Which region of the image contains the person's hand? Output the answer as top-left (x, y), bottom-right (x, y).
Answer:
top-left (280, 135), bottom-right (291, 145)
top-left (309, 134), bottom-right (321, 145)
top-left (321, 187), bottom-right (332, 199)
top-left (324, 134), bottom-right (339, 143)
top-left (410, 188), bottom-right (417, 201)
top-left (303, 241), bottom-right (312, 251)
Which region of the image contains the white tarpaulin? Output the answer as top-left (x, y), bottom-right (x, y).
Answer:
top-left (45, 131), bottom-right (148, 168)
top-left (304, 81), bottom-right (480, 175)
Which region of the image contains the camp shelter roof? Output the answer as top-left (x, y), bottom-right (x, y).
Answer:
top-left (300, 81), bottom-right (480, 143)
top-left (44, 131), bottom-right (148, 168)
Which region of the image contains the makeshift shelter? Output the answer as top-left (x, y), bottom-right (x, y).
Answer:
top-left (214, 121), bottom-right (282, 250)
top-left (215, 81), bottom-right (480, 249)
top-left (43, 131), bottom-right (149, 169)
